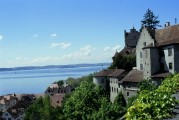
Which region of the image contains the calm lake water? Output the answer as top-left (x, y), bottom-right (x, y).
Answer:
top-left (0, 63), bottom-right (109, 95)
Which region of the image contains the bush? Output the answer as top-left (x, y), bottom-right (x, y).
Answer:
top-left (126, 74), bottom-right (179, 120)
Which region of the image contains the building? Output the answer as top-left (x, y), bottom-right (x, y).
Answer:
top-left (45, 83), bottom-right (73, 95)
top-left (1, 100), bottom-right (31, 120)
top-left (119, 69), bottom-right (143, 102)
top-left (0, 95), bottom-right (17, 111)
top-left (93, 69), bottom-right (127, 102)
top-left (124, 27), bottom-right (140, 48)
top-left (109, 69), bottom-right (128, 102)
top-left (93, 69), bottom-right (117, 90)
top-left (50, 94), bottom-right (65, 107)
top-left (136, 23), bottom-right (179, 84)
top-left (94, 23), bottom-right (179, 103)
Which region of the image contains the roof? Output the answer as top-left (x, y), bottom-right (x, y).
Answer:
top-left (108, 69), bottom-right (126, 78)
top-left (0, 95), bottom-right (17, 104)
top-left (49, 84), bottom-right (59, 89)
top-left (155, 25), bottom-right (179, 46)
top-left (50, 94), bottom-right (65, 107)
top-left (119, 69), bottom-right (143, 83)
top-left (151, 72), bottom-right (171, 78)
top-left (93, 69), bottom-right (116, 77)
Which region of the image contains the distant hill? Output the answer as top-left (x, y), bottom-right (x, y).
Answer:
top-left (0, 63), bottom-right (110, 72)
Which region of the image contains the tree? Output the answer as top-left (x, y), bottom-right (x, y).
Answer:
top-left (137, 79), bottom-right (157, 92)
top-left (109, 54), bottom-right (136, 71)
top-left (141, 9), bottom-right (161, 29)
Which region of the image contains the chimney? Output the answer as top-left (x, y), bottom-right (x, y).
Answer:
top-left (165, 22), bottom-right (170, 27)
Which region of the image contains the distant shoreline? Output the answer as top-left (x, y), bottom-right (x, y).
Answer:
top-left (0, 63), bottom-right (110, 72)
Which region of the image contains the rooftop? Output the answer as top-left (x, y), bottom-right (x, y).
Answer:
top-left (119, 69), bottom-right (143, 83)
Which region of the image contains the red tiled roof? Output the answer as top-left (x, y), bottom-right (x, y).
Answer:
top-left (119, 69), bottom-right (143, 83)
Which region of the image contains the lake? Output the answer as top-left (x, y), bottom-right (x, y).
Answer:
top-left (0, 63), bottom-right (110, 95)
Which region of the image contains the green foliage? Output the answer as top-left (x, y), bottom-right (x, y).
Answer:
top-left (114, 92), bottom-right (126, 107)
top-left (138, 79), bottom-right (158, 92)
top-left (109, 54), bottom-right (136, 71)
top-left (126, 74), bottom-right (179, 120)
top-left (54, 80), bottom-right (64, 86)
top-left (141, 8), bottom-right (161, 29)
top-left (127, 95), bottom-right (138, 108)
top-left (62, 80), bottom-right (126, 120)
top-left (24, 96), bottom-right (62, 120)
top-left (62, 80), bottom-right (107, 119)
top-left (64, 74), bottom-right (93, 88)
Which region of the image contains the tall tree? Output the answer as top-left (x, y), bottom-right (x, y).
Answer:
top-left (141, 9), bottom-right (161, 29)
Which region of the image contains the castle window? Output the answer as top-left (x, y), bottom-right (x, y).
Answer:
top-left (127, 92), bottom-right (129, 96)
top-left (168, 48), bottom-right (172, 56)
top-left (143, 42), bottom-right (146, 46)
top-left (140, 52), bottom-right (143, 58)
top-left (117, 88), bottom-right (118, 93)
top-left (140, 64), bottom-right (143, 70)
top-left (169, 63), bottom-right (173, 69)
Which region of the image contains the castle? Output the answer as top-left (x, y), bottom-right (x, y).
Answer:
top-left (93, 23), bottom-right (179, 103)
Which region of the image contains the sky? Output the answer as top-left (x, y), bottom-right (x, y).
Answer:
top-left (0, 0), bottom-right (178, 68)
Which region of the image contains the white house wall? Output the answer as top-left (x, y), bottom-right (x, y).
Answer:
top-left (136, 28), bottom-right (155, 70)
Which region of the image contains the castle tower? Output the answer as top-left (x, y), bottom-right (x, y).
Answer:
top-left (124, 27), bottom-right (140, 48)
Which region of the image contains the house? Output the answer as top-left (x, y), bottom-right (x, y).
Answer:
top-left (1, 100), bottom-right (31, 120)
top-left (136, 23), bottom-right (179, 84)
top-left (93, 69), bottom-right (117, 90)
top-left (50, 94), bottom-right (65, 107)
top-left (0, 95), bottom-right (17, 111)
top-left (21, 94), bottom-right (36, 103)
top-left (93, 69), bottom-right (127, 102)
top-left (2, 108), bottom-right (24, 120)
top-left (119, 69), bottom-right (143, 101)
top-left (108, 69), bottom-right (128, 102)
top-left (94, 23), bottom-right (179, 103)
top-left (45, 83), bottom-right (73, 95)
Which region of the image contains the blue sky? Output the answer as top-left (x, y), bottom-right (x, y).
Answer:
top-left (0, 0), bottom-right (178, 68)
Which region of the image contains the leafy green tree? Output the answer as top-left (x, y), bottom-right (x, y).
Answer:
top-left (62, 80), bottom-right (108, 120)
top-left (55, 80), bottom-right (64, 86)
top-left (24, 96), bottom-right (62, 120)
top-left (138, 79), bottom-right (157, 92)
top-left (63, 74), bottom-right (93, 88)
top-left (109, 54), bottom-right (136, 71)
top-left (141, 8), bottom-right (161, 29)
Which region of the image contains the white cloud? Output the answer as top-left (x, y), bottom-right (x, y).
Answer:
top-left (33, 34), bottom-right (38, 37)
top-left (51, 33), bottom-right (57, 38)
top-left (62, 45), bottom-right (95, 60)
top-left (103, 45), bottom-right (122, 52)
top-left (104, 47), bottom-right (111, 52)
top-left (50, 42), bottom-right (71, 49)
top-left (0, 35), bottom-right (3, 41)
top-left (80, 45), bottom-right (95, 56)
